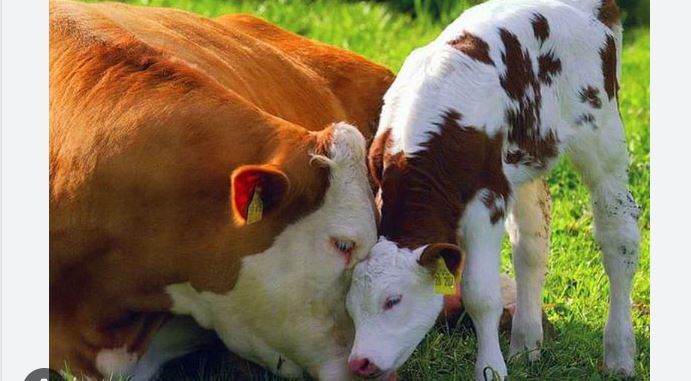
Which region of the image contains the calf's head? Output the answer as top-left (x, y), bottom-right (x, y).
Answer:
top-left (344, 122), bottom-right (473, 378)
top-left (346, 238), bottom-right (463, 378)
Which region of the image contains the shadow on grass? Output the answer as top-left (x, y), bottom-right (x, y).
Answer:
top-left (155, 339), bottom-right (291, 381)
top-left (375, 310), bottom-right (649, 381)
top-left (155, 313), bottom-right (648, 381)
top-left (502, 317), bottom-right (649, 381)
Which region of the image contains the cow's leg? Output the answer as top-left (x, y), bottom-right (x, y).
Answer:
top-left (567, 111), bottom-right (640, 377)
top-left (460, 191), bottom-right (508, 380)
top-left (131, 315), bottom-right (218, 381)
top-left (506, 179), bottom-right (551, 361)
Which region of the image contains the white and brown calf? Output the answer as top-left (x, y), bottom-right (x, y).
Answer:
top-left (346, 0), bottom-right (639, 380)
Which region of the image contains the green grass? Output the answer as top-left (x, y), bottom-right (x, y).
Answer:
top-left (69, 1), bottom-right (650, 380)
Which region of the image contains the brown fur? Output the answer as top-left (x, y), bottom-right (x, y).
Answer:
top-left (375, 110), bottom-right (510, 248)
top-left (368, 128), bottom-right (394, 185)
top-left (49, 0), bottom-right (394, 377)
top-left (499, 28), bottom-right (559, 170)
top-left (448, 32), bottom-right (495, 66)
top-left (214, 14), bottom-right (395, 136)
top-left (419, 243), bottom-right (465, 279)
top-left (580, 85), bottom-right (603, 108)
top-left (598, 0), bottom-right (621, 29)
top-left (600, 35), bottom-right (619, 100)
top-left (531, 13), bottom-right (550, 43)
top-left (537, 52), bottom-right (562, 85)
top-left (482, 191), bottom-right (507, 224)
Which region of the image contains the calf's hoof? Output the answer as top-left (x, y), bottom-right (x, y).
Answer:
top-left (475, 363), bottom-right (507, 381)
top-left (603, 322), bottom-right (636, 378)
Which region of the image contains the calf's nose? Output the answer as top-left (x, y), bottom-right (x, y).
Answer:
top-left (347, 357), bottom-right (381, 378)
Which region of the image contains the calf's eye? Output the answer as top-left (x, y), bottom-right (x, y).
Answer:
top-left (333, 239), bottom-right (355, 254)
top-left (384, 295), bottom-right (402, 310)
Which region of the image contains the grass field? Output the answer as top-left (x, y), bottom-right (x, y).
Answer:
top-left (69, 0), bottom-right (650, 380)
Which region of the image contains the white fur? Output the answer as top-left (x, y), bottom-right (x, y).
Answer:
top-left (348, 0), bottom-right (639, 379)
top-left (346, 238), bottom-right (443, 377)
top-left (165, 123), bottom-right (377, 380)
top-left (459, 191), bottom-right (509, 380)
top-left (505, 179), bottom-right (550, 361)
top-left (95, 346), bottom-right (138, 379)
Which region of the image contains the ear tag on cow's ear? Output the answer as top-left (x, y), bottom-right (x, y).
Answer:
top-left (434, 258), bottom-right (457, 295)
top-left (246, 186), bottom-right (263, 225)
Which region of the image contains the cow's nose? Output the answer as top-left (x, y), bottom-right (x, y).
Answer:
top-left (348, 357), bottom-right (381, 378)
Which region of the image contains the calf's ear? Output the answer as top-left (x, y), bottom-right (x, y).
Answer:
top-left (230, 164), bottom-right (290, 225)
top-left (418, 243), bottom-right (465, 278)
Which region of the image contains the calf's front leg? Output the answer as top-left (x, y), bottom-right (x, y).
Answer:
top-left (460, 190), bottom-right (508, 380)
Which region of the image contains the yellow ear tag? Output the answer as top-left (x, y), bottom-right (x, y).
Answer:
top-left (434, 258), bottom-right (457, 295)
top-left (246, 186), bottom-right (263, 225)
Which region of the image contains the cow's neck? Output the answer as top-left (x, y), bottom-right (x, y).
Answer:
top-left (184, 118), bottom-right (333, 294)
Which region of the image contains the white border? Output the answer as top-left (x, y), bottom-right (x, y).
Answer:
top-left (650, 1), bottom-right (691, 380)
top-left (0, 1), bottom-right (674, 380)
top-left (1, 0), bottom-right (50, 379)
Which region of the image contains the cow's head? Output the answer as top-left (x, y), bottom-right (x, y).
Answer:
top-left (229, 122), bottom-right (378, 274)
top-left (345, 238), bottom-right (463, 378)
top-left (188, 122), bottom-right (380, 379)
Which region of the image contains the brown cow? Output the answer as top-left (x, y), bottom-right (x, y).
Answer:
top-left (49, 1), bottom-right (393, 379)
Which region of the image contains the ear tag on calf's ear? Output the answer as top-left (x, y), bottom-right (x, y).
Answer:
top-left (246, 186), bottom-right (263, 225)
top-left (434, 258), bottom-right (457, 295)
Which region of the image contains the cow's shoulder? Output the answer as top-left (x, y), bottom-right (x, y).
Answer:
top-left (216, 14), bottom-right (395, 138)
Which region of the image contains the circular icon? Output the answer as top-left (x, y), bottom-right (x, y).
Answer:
top-left (25, 368), bottom-right (65, 381)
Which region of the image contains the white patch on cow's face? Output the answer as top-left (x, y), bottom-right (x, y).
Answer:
top-left (346, 237), bottom-right (443, 376)
top-left (166, 123), bottom-right (377, 380)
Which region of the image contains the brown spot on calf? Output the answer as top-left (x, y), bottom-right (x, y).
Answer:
top-left (537, 51), bottom-right (562, 85)
top-left (448, 32), bottom-right (495, 66)
top-left (499, 28), bottom-right (559, 170)
top-left (598, 0), bottom-right (621, 29)
top-left (600, 35), bottom-right (619, 100)
top-left (531, 13), bottom-right (550, 43)
top-left (580, 86), bottom-right (602, 108)
top-left (482, 191), bottom-right (506, 224)
top-left (499, 28), bottom-right (533, 101)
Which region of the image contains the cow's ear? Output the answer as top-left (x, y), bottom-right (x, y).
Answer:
top-left (418, 243), bottom-right (464, 278)
top-left (230, 164), bottom-right (290, 225)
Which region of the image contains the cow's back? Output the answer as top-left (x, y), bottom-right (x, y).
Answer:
top-left (52, 0), bottom-right (392, 131)
top-left (215, 14), bottom-right (395, 135)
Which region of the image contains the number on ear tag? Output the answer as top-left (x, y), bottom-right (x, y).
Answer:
top-left (434, 258), bottom-right (457, 295)
top-left (246, 186), bottom-right (263, 224)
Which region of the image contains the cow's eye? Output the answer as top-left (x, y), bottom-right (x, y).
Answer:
top-left (333, 239), bottom-right (355, 254)
top-left (384, 295), bottom-right (402, 310)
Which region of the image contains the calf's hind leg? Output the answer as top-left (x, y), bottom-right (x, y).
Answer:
top-left (567, 111), bottom-right (640, 376)
top-left (506, 179), bottom-right (551, 361)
